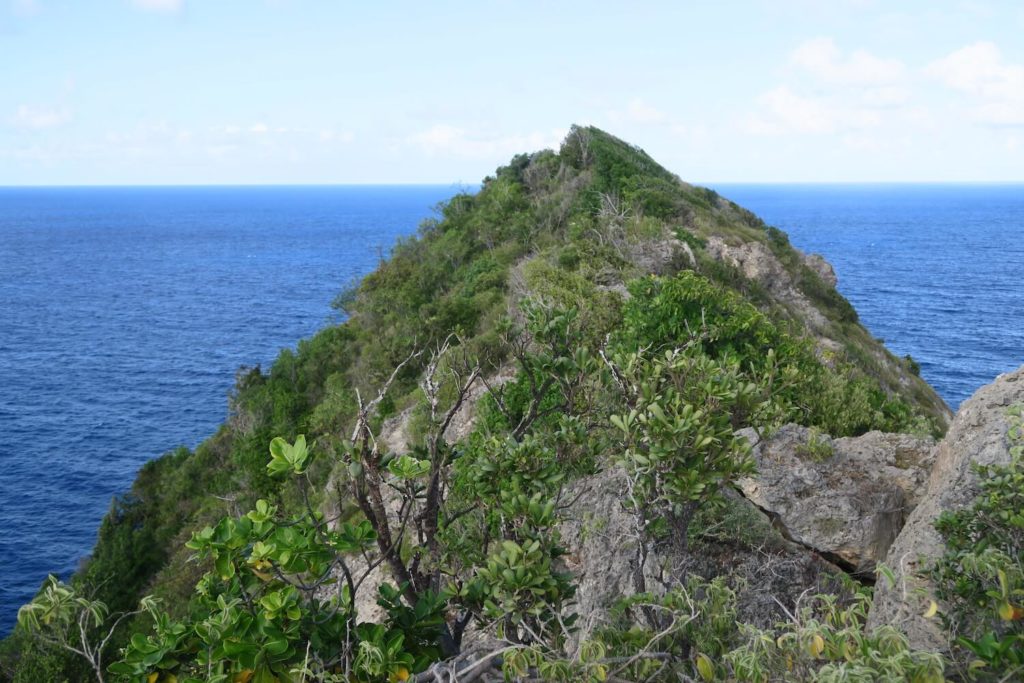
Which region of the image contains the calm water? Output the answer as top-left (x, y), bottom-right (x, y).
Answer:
top-left (0, 186), bottom-right (458, 633)
top-left (0, 184), bottom-right (1022, 634)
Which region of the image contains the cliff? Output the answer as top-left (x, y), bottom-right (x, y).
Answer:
top-left (4, 127), bottom-right (992, 683)
top-left (869, 366), bottom-right (1024, 654)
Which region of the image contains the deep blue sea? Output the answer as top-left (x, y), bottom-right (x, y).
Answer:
top-left (0, 186), bottom-right (458, 634)
top-left (0, 183), bottom-right (1021, 634)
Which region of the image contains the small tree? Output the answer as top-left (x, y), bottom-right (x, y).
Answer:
top-left (605, 343), bottom-right (761, 593)
top-left (17, 575), bottom-right (151, 683)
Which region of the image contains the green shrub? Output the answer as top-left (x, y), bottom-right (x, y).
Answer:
top-left (796, 428), bottom-right (835, 462)
top-left (616, 270), bottom-right (924, 437)
top-left (723, 591), bottom-right (945, 682)
top-left (930, 405), bottom-right (1024, 680)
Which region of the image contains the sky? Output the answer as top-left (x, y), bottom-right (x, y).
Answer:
top-left (2, 0), bottom-right (1023, 184)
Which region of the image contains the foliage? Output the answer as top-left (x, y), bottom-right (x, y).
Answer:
top-left (930, 405), bottom-right (1024, 680)
top-left (607, 344), bottom-right (760, 545)
top-left (3, 125), bottom-right (954, 681)
top-left (104, 437), bottom-right (448, 683)
top-left (616, 271), bottom-right (927, 437)
top-left (16, 576), bottom-right (152, 683)
top-left (588, 578), bottom-right (742, 681)
top-left (722, 591), bottom-right (946, 682)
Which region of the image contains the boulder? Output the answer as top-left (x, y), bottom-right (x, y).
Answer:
top-left (559, 468), bottom-right (843, 642)
top-left (735, 424), bottom-right (935, 573)
top-left (868, 366), bottom-right (1024, 649)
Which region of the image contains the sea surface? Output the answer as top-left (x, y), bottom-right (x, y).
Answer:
top-left (0, 186), bottom-right (459, 634)
top-left (0, 183), bottom-right (1022, 634)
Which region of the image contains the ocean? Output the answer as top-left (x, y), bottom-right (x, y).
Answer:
top-left (0, 183), bottom-right (1021, 634)
top-left (0, 186), bottom-right (459, 633)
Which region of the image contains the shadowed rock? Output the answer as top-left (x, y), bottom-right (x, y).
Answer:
top-left (735, 424), bottom-right (934, 573)
top-left (868, 365), bottom-right (1024, 649)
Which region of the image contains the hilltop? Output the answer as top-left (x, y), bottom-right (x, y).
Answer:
top-left (9, 127), bottom-right (1017, 683)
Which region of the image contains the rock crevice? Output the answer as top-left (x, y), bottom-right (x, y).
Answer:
top-left (868, 365), bottom-right (1024, 649)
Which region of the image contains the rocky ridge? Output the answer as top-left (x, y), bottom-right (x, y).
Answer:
top-left (869, 365), bottom-right (1024, 648)
top-left (359, 364), bottom-right (1022, 650)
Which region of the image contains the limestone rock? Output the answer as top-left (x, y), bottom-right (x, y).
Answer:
top-left (801, 252), bottom-right (838, 287)
top-left (869, 366), bottom-right (1024, 649)
top-left (736, 424), bottom-right (934, 572)
top-left (559, 468), bottom-right (843, 641)
top-left (377, 366), bottom-right (516, 456)
top-left (705, 236), bottom-right (830, 332)
top-left (379, 406), bottom-right (415, 456)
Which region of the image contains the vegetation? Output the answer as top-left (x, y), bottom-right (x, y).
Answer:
top-left (1, 127), bottom-right (965, 682)
top-left (796, 429), bottom-right (835, 463)
top-left (930, 405), bottom-right (1024, 681)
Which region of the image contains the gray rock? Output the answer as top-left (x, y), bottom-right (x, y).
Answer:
top-left (868, 365), bottom-right (1024, 649)
top-left (735, 424), bottom-right (934, 573)
top-left (377, 366), bottom-right (516, 457)
top-left (559, 468), bottom-right (843, 642)
top-left (705, 236), bottom-right (831, 333)
top-left (801, 252), bottom-right (838, 288)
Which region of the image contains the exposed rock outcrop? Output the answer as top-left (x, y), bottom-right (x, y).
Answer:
top-left (378, 366), bottom-right (517, 457)
top-left (800, 251), bottom-right (838, 288)
top-left (559, 468), bottom-right (844, 642)
top-left (704, 236), bottom-right (830, 334)
top-left (869, 366), bottom-right (1024, 649)
top-left (735, 425), bottom-right (935, 573)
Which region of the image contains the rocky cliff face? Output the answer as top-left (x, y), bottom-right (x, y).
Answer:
top-left (735, 424), bottom-right (934, 574)
top-left (868, 365), bottom-right (1024, 649)
top-left (356, 357), bottom-right (1019, 653)
top-left (558, 470), bottom-right (843, 642)
top-left (555, 367), bottom-right (1022, 651)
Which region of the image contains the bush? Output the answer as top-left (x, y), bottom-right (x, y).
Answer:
top-left (616, 271), bottom-right (924, 437)
top-left (930, 405), bottom-right (1024, 680)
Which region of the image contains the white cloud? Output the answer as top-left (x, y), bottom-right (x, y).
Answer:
top-left (319, 129), bottom-right (354, 143)
top-left (791, 37), bottom-right (905, 85)
top-left (742, 38), bottom-right (923, 138)
top-left (408, 125), bottom-right (566, 159)
top-left (860, 85), bottom-right (910, 108)
top-left (11, 104), bottom-right (71, 129)
top-left (743, 86), bottom-right (881, 135)
top-left (668, 123), bottom-right (712, 147)
top-left (605, 98), bottom-right (673, 127)
top-left (12, 0), bottom-right (40, 16)
top-left (129, 0), bottom-right (183, 12)
top-left (926, 41), bottom-right (1024, 125)
top-left (623, 99), bottom-right (668, 125)
top-left (214, 122), bottom-right (352, 144)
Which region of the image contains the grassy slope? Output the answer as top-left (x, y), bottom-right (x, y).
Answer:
top-left (0, 126), bottom-right (950, 681)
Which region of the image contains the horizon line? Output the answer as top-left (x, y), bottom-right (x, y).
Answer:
top-left (1, 179), bottom-right (1023, 189)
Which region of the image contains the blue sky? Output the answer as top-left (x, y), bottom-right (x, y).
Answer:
top-left (2, 0), bottom-right (1023, 184)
